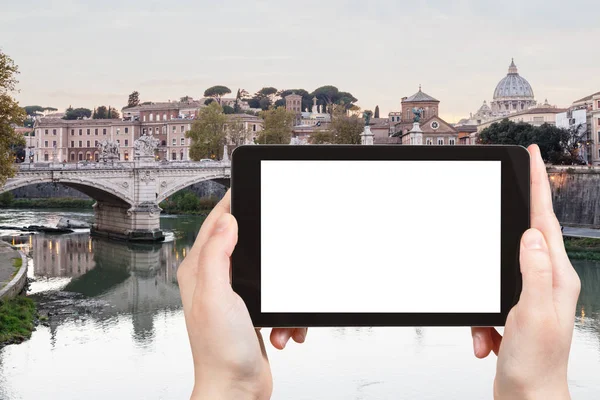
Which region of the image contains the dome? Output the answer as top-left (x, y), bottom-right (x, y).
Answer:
top-left (493, 59), bottom-right (534, 100)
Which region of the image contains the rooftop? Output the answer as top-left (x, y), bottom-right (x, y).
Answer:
top-left (573, 91), bottom-right (600, 104)
top-left (402, 86), bottom-right (439, 103)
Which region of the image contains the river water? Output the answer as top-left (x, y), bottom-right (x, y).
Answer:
top-left (0, 209), bottom-right (599, 399)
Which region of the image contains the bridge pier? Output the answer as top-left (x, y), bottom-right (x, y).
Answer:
top-left (91, 201), bottom-right (165, 242)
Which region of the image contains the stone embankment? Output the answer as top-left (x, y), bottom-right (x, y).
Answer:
top-left (0, 241), bottom-right (27, 299)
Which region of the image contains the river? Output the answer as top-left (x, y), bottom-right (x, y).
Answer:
top-left (0, 209), bottom-right (599, 399)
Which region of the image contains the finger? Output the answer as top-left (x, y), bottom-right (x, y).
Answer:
top-left (490, 328), bottom-right (502, 356)
top-left (471, 327), bottom-right (495, 358)
top-left (189, 190), bottom-right (231, 259)
top-left (270, 328), bottom-right (294, 350)
top-left (519, 228), bottom-right (553, 310)
top-left (528, 145), bottom-right (580, 311)
top-left (196, 213), bottom-right (238, 292)
top-left (292, 328), bottom-right (308, 344)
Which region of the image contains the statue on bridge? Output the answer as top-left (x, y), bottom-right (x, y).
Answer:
top-left (98, 139), bottom-right (120, 161)
top-left (134, 134), bottom-right (160, 158)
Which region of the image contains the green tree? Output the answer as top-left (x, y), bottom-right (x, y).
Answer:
top-left (309, 130), bottom-right (333, 144)
top-left (234, 88), bottom-right (249, 113)
top-left (204, 98), bottom-right (215, 106)
top-left (63, 107), bottom-right (92, 120)
top-left (256, 107), bottom-right (295, 144)
top-left (374, 105), bottom-right (380, 118)
top-left (311, 86), bottom-right (358, 113)
top-left (227, 118), bottom-right (251, 146)
top-left (127, 91), bottom-right (140, 108)
top-left (95, 106), bottom-right (108, 119)
top-left (222, 105), bottom-right (235, 114)
top-left (186, 102), bottom-right (227, 160)
top-left (0, 50), bottom-right (27, 185)
top-left (204, 85), bottom-right (231, 105)
top-left (328, 105), bottom-right (363, 144)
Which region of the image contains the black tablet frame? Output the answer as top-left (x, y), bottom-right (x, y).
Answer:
top-left (231, 145), bottom-right (529, 327)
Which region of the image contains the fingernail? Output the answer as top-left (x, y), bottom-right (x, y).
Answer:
top-left (522, 229), bottom-right (545, 250)
top-left (473, 334), bottom-right (481, 357)
top-left (214, 214), bottom-right (230, 233)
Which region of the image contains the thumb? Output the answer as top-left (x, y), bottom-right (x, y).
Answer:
top-left (518, 228), bottom-right (553, 310)
top-left (196, 213), bottom-right (238, 291)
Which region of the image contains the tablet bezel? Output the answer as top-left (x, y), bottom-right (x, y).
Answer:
top-left (231, 145), bottom-right (529, 327)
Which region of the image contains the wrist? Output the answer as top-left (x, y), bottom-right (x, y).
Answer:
top-left (494, 379), bottom-right (570, 400)
top-left (191, 381), bottom-right (267, 400)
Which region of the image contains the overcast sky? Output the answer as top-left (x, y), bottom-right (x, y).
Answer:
top-left (2, 0), bottom-right (599, 123)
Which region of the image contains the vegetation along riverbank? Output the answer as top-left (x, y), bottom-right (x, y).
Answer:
top-left (0, 296), bottom-right (37, 347)
top-left (564, 237), bottom-right (600, 261)
top-left (159, 191), bottom-right (219, 215)
top-left (0, 193), bottom-right (93, 209)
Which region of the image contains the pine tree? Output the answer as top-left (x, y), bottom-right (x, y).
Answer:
top-left (374, 105), bottom-right (380, 119)
top-left (92, 108), bottom-right (97, 119)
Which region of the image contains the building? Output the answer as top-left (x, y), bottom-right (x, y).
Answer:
top-left (556, 108), bottom-right (588, 163)
top-left (570, 91), bottom-right (600, 165)
top-left (285, 94), bottom-right (331, 141)
top-left (388, 87), bottom-right (458, 145)
top-left (476, 104), bottom-right (567, 132)
top-left (459, 59), bottom-right (538, 126)
top-left (32, 101), bottom-right (263, 163)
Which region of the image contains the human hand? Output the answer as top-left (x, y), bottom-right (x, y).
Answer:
top-left (177, 190), bottom-right (308, 400)
top-left (471, 145), bottom-right (581, 400)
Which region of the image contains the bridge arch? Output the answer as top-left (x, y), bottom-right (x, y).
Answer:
top-left (157, 172), bottom-right (230, 204)
top-left (0, 175), bottom-right (133, 207)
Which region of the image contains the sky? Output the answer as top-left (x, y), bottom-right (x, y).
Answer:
top-left (2, 0), bottom-right (600, 123)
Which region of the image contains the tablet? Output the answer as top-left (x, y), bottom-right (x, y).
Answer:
top-left (231, 145), bottom-right (529, 327)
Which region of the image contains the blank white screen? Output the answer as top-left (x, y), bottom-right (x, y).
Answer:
top-left (261, 160), bottom-right (501, 313)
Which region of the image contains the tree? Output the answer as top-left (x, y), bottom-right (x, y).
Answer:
top-left (186, 102), bottom-right (227, 160)
top-left (256, 107), bottom-right (295, 144)
top-left (204, 98), bottom-right (215, 106)
top-left (180, 95), bottom-right (192, 102)
top-left (92, 106), bottom-right (119, 119)
top-left (95, 106), bottom-right (107, 119)
top-left (234, 88), bottom-right (249, 113)
top-left (0, 50), bottom-right (27, 185)
top-left (110, 107), bottom-right (120, 119)
top-left (329, 105), bottom-right (363, 144)
top-left (64, 107), bottom-right (92, 120)
top-left (309, 130), bottom-right (333, 144)
top-left (204, 85), bottom-right (231, 105)
top-left (227, 118), bottom-right (251, 146)
top-left (311, 86), bottom-right (358, 113)
top-left (374, 105), bottom-right (380, 119)
top-left (222, 105), bottom-right (235, 114)
top-left (478, 119), bottom-right (586, 165)
top-left (127, 91), bottom-right (140, 108)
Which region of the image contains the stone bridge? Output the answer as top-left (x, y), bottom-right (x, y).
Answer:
top-left (1, 160), bottom-right (230, 241)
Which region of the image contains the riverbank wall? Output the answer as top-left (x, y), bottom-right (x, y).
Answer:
top-left (549, 167), bottom-right (600, 228)
top-left (0, 242), bottom-right (28, 300)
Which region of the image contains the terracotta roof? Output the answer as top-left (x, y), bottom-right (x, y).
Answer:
top-left (402, 88), bottom-right (439, 103)
top-left (123, 101), bottom-right (201, 112)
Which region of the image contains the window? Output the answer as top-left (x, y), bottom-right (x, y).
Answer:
top-left (437, 138), bottom-right (444, 145)
top-left (79, 129), bottom-right (82, 135)
top-left (95, 128), bottom-right (98, 135)
top-left (53, 129), bottom-right (57, 135)
top-left (426, 138), bottom-right (433, 145)
top-left (45, 129), bottom-right (48, 135)
top-left (86, 152), bottom-right (91, 160)
top-left (44, 140), bottom-right (48, 147)
top-left (598, 132), bottom-right (600, 142)
top-left (116, 128), bottom-right (120, 135)
top-left (181, 137), bottom-right (185, 145)
top-left (71, 141), bottom-right (74, 147)
top-left (181, 125), bottom-right (185, 133)
top-left (449, 138), bottom-right (455, 145)
top-left (125, 127), bottom-right (129, 134)
top-left (71, 129), bottom-right (74, 135)
top-left (124, 151), bottom-right (129, 161)
top-left (124, 139), bottom-right (128, 146)
top-left (95, 140), bottom-right (98, 147)
top-left (70, 153), bottom-right (75, 161)
top-left (78, 153), bottom-right (83, 161)
top-left (44, 153), bottom-right (49, 161)
top-left (103, 129), bottom-right (106, 135)
top-left (149, 128), bottom-right (153, 134)
top-left (95, 152), bottom-right (99, 162)
top-left (78, 141), bottom-right (82, 147)
top-left (52, 141), bottom-right (56, 147)
top-left (172, 152), bottom-right (177, 160)
top-left (143, 115), bottom-right (146, 122)
top-left (86, 140), bottom-right (90, 147)
top-left (163, 114), bottom-right (167, 120)
top-left (253, 124), bottom-right (257, 132)
top-left (180, 151), bottom-right (184, 160)
top-left (162, 140), bottom-right (166, 146)
top-left (87, 129), bottom-right (90, 135)
top-left (597, 101), bottom-right (600, 109)
top-left (172, 138), bottom-right (176, 146)
top-left (143, 128), bottom-right (147, 134)
top-left (157, 114), bottom-right (161, 122)
top-left (150, 113), bottom-right (154, 121)
top-left (172, 126), bottom-right (176, 132)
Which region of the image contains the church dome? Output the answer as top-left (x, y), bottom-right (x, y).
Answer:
top-left (493, 59), bottom-right (534, 100)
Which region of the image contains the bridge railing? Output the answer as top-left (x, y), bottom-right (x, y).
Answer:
top-left (17, 160), bottom-right (231, 171)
